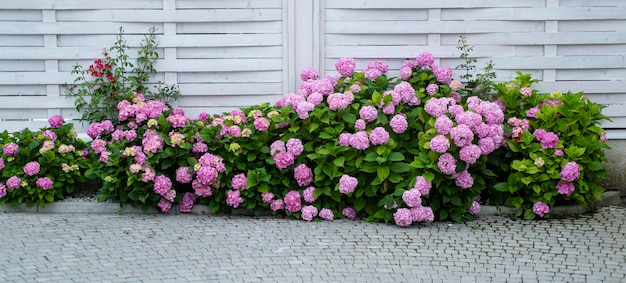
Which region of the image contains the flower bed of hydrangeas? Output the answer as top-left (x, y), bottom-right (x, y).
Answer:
top-left (0, 52), bottom-right (610, 226)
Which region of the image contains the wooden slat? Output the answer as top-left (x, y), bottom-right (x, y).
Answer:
top-left (56, 34), bottom-right (283, 48)
top-left (177, 94), bottom-right (284, 107)
top-left (325, 9), bottom-right (428, 21)
top-left (559, 0), bottom-right (626, 7)
top-left (55, 9), bottom-right (282, 23)
top-left (325, 45), bottom-right (543, 59)
top-left (491, 56), bottom-right (626, 69)
top-left (557, 45), bottom-right (626, 56)
top-left (0, 10), bottom-right (42, 21)
top-left (179, 83), bottom-right (283, 96)
top-left (440, 32), bottom-right (626, 45)
top-left (177, 71), bottom-right (283, 83)
top-left (441, 7), bottom-right (626, 21)
top-left (556, 69), bottom-right (626, 81)
top-left (1, 0), bottom-right (163, 10)
top-left (177, 22), bottom-right (282, 34)
top-left (0, 22), bottom-right (162, 35)
top-left (0, 60), bottom-right (45, 72)
top-left (325, 34), bottom-right (428, 46)
top-left (325, 0), bottom-right (546, 9)
top-left (155, 58), bottom-right (283, 72)
top-left (0, 85), bottom-right (47, 95)
top-left (176, 0), bottom-right (283, 9)
top-left (559, 20), bottom-right (626, 32)
top-left (325, 20), bottom-right (544, 34)
top-left (177, 46), bottom-right (283, 59)
top-left (0, 96), bottom-right (75, 109)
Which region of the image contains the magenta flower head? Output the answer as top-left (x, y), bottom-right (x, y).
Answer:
top-left (274, 151), bottom-right (295, 170)
top-left (390, 114), bottom-right (408, 134)
top-left (158, 198), bottom-right (172, 213)
top-left (557, 181), bottom-right (575, 196)
top-left (369, 127), bottom-right (390, 145)
top-left (342, 207), bottom-right (357, 220)
top-left (303, 186), bottom-right (317, 203)
top-left (261, 192), bottom-right (274, 204)
top-left (300, 66), bottom-right (320, 81)
top-left (426, 84), bottom-right (438, 95)
top-left (176, 167), bottom-right (194, 184)
top-left (430, 135), bottom-right (450, 154)
top-left (226, 190), bottom-right (243, 208)
top-left (48, 115), bottom-right (64, 128)
top-left (286, 138), bottom-right (304, 156)
top-left (533, 202), bottom-right (550, 217)
top-left (0, 184), bottom-right (6, 198)
top-left (435, 115), bottom-right (453, 135)
top-left (23, 161), bottom-right (41, 176)
top-left (335, 58), bottom-right (356, 77)
top-left (294, 164), bottom-right (313, 187)
top-left (284, 190), bottom-right (302, 213)
top-left (540, 132), bottom-right (559, 149)
top-left (467, 201), bottom-right (481, 215)
top-left (3, 142), bottom-right (18, 156)
top-left (319, 208), bottom-right (334, 221)
top-left (367, 60), bottom-right (389, 74)
top-left (416, 52), bottom-right (435, 68)
top-left (36, 177), bottom-right (53, 190)
top-left (179, 192), bottom-right (196, 213)
top-left (359, 105), bottom-right (378, 122)
top-left (413, 176), bottom-right (432, 195)
top-left (6, 176), bottom-right (21, 190)
top-left (437, 153), bottom-right (457, 175)
top-left (452, 170), bottom-right (474, 189)
top-left (434, 65), bottom-right (453, 84)
top-left (402, 188), bottom-right (422, 208)
top-left (270, 199), bottom-right (285, 211)
top-left (0, 158), bottom-right (4, 170)
top-left (301, 205), bottom-right (318, 221)
top-left (349, 131), bottom-right (370, 150)
top-left (339, 174), bottom-right (358, 194)
top-left (560, 161), bottom-right (580, 182)
top-left (231, 173), bottom-right (248, 190)
top-left (153, 175), bottom-right (172, 196)
top-left (394, 208), bottom-right (413, 227)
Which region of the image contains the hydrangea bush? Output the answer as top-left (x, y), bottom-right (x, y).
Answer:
top-left (0, 51), bottom-right (610, 226)
top-left (0, 116), bottom-right (88, 207)
top-left (484, 72), bottom-right (610, 219)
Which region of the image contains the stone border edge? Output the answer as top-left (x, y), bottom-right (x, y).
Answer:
top-left (1, 191), bottom-right (621, 217)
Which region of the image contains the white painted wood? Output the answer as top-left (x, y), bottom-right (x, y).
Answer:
top-left (1, 0), bottom-right (626, 134)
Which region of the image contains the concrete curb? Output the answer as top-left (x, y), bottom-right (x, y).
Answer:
top-left (1, 191), bottom-right (621, 217)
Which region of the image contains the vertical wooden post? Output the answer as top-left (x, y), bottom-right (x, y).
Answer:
top-left (285, 0), bottom-right (323, 93)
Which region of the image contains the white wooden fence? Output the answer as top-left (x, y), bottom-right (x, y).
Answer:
top-left (1, 0), bottom-right (625, 137)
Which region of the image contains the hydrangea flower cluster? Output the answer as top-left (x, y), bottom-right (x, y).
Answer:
top-left (191, 153), bottom-right (226, 197)
top-left (533, 129), bottom-right (559, 149)
top-left (271, 138), bottom-right (303, 170)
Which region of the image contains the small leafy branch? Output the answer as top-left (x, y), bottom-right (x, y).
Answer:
top-left (65, 27), bottom-right (180, 124)
top-left (455, 36), bottom-right (497, 99)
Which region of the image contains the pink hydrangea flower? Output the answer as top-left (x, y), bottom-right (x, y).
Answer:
top-left (0, 184), bottom-right (6, 198)
top-left (402, 188), bottom-right (422, 208)
top-left (192, 180), bottom-right (212, 197)
top-left (339, 174), bottom-right (358, 194)
top-left (369, 127), bottom-right (390, 145)
top-left (448, 105), bottom-right (464, 117)
top-left (286, 138), bottom-right (304, 156)
top-left (231, 173), bottom-right (248, 190)
top-left (335, 58), bottom-right (356, 77)
top-left (467, 201), bottom-right (481, 215)
top-left (270, 199), bottom-right (285, 211)
top-left (425, 97), bottom-right (451, 118)
top-left (153, 175), bottom-right (172, 196)
top-left (164, 189), bottom-right (176, 202)
top-left (435, 115), bottom-right (453, 135)
top-left (284, 190), bottom-right (302, 213)
top-left (520, 86), bottom-right (532, 97)
top-left (430, 135), bottom-right (450, 154)
top-left (301, 205), bottom-right (318, 221)
top-left (456, 111), bottom-right (483, 130)
top-left (3, 143), bottom-right (18, 156)
top-left (342, 207), bottom-right (357, 220)
top-left (196, 166), bottom-right (218, 184)
top-left (274, 151), bottom-right (295, 170)
top-left (179, 192), bottom-right (195, 213)
top-left (359, 106), bottom-right (378, 122)
top-left (526, 107), bottom-right (540, 118)
top-left (192, 142), bottom-right (208, 153)
top-left (539, 132), bottom-right (559, 149)
top-left (555, 149), bottom-right (564, 156)
top-left (413, 176), bottom-right (432, 195)
top-left (437, 153), bottom-right (457, 175)
top-left (307, 92), bottom-right (324, 105)
top-left (533, 202), bottom-right (550, 217)
top-left (394, 81), bottom-right (415, 103)
top-left (300, 66), bottom-right (319, 81)
top-left (158, 198), bottom-right (172, 212)
top-left (367, 60), bottom-right (389, 73)
top-left (7, 176), bottom-right (21, 190)
top-left (261, 192), bottom-right (274, 204)
top-left (48, 115), bottom-right (64, 128)
top-left (355, 119), bottom-right (366, 131)
top-left (452, 170), bottom-right (474, 189)
top-left (394, 208), bottom-right (413, 227)
top-left (434, 65), bottom-right (453, 84)
top-left (557, 181), bottom-right (575, 196)
top-left (478, 137), bottom-right (497, 155)
top-left (400, 67), bottom-right (412, 80)
top-left (303, 186), bottom-right (317, 203)
top-left (142, 168), bottom-right (156, 182)
top-left (449, 80), bottom-right (462, 91)
top-left (0, 158), bottom-right (4, 170)
top-left (349, 131), bottom-right (370, 150)
top-left (459, 144), bottom-right (481, 164)
top-left (426, 84), bottom-right (438, 95)
top-left (294, 164), bottom-right (313, 187)
top-left (23, 161), bottom-right (41, 176)
top-left (270, 140), bottom-right (286, 156)
top-left (36, 177), bottom-right (53, 190)
top-left (411, 206), bottom-right (435, 222)
top-left (226, 190), bottom-right (243, 208)
top-left (319, 208), bottom-right (334, 221)
top-left (450, 124), bottom-right (474, 147)
top-left (339, 133), bottom-right (352, 146)
top-left (142, 134), bottom-right (164, 154)
top-left (560, 161), bottom-right (580, 182)
top-left (364, 68), bottom-right (382, 80)
top-left (389, 114), bottom-right (408, 134)
top-left (416, 52), bottom-right (434, 68)
top-left (176, 167), bottom-right (194, 184)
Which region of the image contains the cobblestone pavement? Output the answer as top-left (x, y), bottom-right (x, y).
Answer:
top-left (1, 207), bottom-right (625, 283)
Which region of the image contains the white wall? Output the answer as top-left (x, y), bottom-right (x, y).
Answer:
top-left (1, 0), bottom-right (625, 137)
